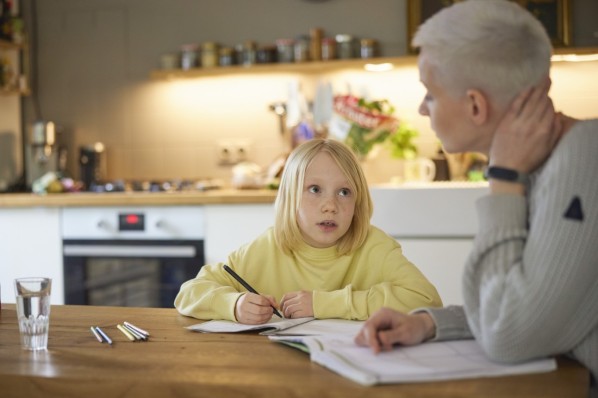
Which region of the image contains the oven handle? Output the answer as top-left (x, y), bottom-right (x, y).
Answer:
top-left (63, 244), bottom-right (196, 258)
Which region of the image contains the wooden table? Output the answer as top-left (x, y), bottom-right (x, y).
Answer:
top-left (0, 304), bottom-right (589, 398)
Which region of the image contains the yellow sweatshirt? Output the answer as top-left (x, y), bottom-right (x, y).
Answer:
top-left (175, 226), bottom-right (442, 321)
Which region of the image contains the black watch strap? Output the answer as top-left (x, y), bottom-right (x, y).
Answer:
top-left (484, 166), bottom-right (529, 185)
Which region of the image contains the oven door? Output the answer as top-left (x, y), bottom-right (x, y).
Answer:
top-left (63, 239), bottom-right (204, 308)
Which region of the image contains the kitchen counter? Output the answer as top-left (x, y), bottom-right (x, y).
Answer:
top-left (0, 182), bottom-right (488, 208)
top-left (0, 189), bottom-right (278, 207)
top-left (0, 304), bottom-right (589, 398)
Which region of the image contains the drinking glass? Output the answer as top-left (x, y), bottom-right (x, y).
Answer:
top-left (14, 277), bottom-right (52, 351)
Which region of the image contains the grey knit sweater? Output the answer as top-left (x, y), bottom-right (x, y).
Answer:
top-left (426, 119), bottom-right (598, 397)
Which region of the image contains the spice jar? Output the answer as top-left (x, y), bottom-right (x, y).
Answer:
top-left (219, 47), bottom-right (234, 66)
top-left (335, 34), bottom-right (355, 59)
top-left (360, 39), bottom-right (377, 59)
top-left (201, 41), bottom-right (219, 68)
top-left (321, 37), bottom-right (336, 61)
top-left (276, 38), bottom-right (295, 63)
top-left (310, 27), bottom-right (323, 61)
top-left (242, 40), bottom-right (257, 66)
top-left (294, 35), bottom-right (310, 63)
top-left (180, 44), bottom-right (199, 70)
top-left (257, 45), bottom-right (277, 64)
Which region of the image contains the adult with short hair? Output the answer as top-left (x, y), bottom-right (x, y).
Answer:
top-left (355, 1), bottom-right (598, 396)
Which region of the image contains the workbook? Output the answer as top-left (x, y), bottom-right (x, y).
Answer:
top-left (269, 335), bottom-right (557, 386)
top-left (187, 317), bottom-right (363, 336)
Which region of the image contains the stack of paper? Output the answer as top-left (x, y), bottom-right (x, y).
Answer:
top-left (269, 335), bottom-right (557, 386)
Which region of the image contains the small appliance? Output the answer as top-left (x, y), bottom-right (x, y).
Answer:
top-left (79, 142), bottom-right (106, 190)
top-left (25, 121), bottom-right (68, 188)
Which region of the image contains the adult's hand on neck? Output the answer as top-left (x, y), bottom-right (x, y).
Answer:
top-left (489, 77), bottom-right (564, 176)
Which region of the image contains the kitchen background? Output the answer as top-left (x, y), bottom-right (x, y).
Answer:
top-left (1, 0), bottom-right (598, 189)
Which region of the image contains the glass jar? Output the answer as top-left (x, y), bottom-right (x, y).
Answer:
top-left (360, 39), bottom-right (376, 59)
top-left (219, 47), bottom-right (234, 66)
top-left (180, 44), bottom-right (199, 70)
top-left (257, 45), bottom-right (277, 64)
top-left (321, 37), bottom-right (336, 61)
top-left (294, 35), bottom-right (310, 63)
top-left (335, 34), bottom-right (355, 59)
top-left (276, 38), bottom-right (295, 63)
top-left (242, 40), bottom-right (257, 66)
top-left (201, 41), bottom-right (219, 68)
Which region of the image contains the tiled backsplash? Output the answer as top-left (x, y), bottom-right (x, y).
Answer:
top-left (91, 60), bottom-right (598, 186)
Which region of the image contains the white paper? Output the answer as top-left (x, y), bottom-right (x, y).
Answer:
top-left (269, 335), bottom-right (557, 386)
top-left (187, 316), bottom-right (314, 334)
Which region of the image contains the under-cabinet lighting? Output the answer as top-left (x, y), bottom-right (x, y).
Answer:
top-left (364, 62), bottom-right (394, 72)
top-left (551, 53), bottom-right (598, 63)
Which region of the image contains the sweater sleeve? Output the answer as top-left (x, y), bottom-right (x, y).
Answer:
top-left (462, 127), bottom-right (598, 364)
top-left (414, 306), bottom-right (474, 341)
top-left (174, 261), bottom-right (243, 321)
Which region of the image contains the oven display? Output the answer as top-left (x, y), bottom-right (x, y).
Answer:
top-left (118, 213), bottom-right (145, 231)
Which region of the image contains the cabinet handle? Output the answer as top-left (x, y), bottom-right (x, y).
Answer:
top-left (97, 220), bottom-right (109, 229)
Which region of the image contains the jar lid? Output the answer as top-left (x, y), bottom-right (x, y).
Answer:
top-left (219, 47), bottom-right (234, 55)
top-left (180, 43), bottom-right (199, 51)
top-left (360, 39), bottom-right (376, 45)
top-left (202, 41), bottom-right (218, 50)
top-left (335, 34), bottom-right (354, 42)
top-left (276, 38), bottom-right (295, 45)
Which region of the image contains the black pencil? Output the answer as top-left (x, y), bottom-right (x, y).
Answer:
top-left (223, 264), bottom-right (283, 318)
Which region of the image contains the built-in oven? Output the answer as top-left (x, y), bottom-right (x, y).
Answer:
top-left (62, 206), bottom-right (204, 308)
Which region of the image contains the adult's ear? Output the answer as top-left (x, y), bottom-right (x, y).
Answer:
top-left (465, 89), bottom-right (489, 126)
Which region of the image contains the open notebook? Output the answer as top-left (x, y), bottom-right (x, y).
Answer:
top-left (269, 335), bottom-right (557, 386)
top-left (187, 317), bottom-right (363, 336)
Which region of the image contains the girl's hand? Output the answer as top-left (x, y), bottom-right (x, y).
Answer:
top-left (280, 290), bottom-right (314, 319)
top-left (490, 76), bottom-right (563, 174)
top-left (235, 293), bottom-right (279, 325)
top-left (354, 308), bottom-right (436, 353)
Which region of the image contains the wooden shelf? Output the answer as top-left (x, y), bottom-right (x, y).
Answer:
top-left (149, 47), bottom-right (598, 81)
top-left (150, 56), bottom-right (418, 80)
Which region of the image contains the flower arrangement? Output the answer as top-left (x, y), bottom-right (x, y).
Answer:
top-left (387, 123), bottom-right (419, 160)
top-left (330, 95), bottom-right (418, 160)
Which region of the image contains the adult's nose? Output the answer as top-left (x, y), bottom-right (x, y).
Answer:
top-left (418, 98), bottom-right (429, 116)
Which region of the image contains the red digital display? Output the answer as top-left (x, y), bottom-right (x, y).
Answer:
top-left (118, 213), bottom-right (144, 231)
top-left (126, 214), bottom-right (139, 224)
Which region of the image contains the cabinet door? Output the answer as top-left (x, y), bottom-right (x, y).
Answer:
top-left (398, 239), bottom-right (473, 306)
top-left (204, 204), bottom-right (275, 266)
top-left (0, 208), bottom-right (63, 304)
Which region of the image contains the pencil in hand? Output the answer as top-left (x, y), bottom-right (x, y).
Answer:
top-left (223, 264), bottom-right (283, 318)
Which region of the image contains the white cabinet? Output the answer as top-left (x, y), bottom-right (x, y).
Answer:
top-left (204, 204), bottom-right (275, 265)
top-left (370, 184), bottom-right (489, 306)
top-left (0, 208), bottom-right (63, 305)
top-left (398, 239), bottom-right (472, 306)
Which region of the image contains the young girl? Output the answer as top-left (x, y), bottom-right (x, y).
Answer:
top-left (175, 139), bottom-right (442, 324)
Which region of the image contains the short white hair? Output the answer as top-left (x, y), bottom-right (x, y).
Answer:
top-left (413, 0), bottom-right (552, 106)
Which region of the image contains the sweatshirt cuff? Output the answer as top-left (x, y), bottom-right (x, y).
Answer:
top-left (411, 306), bottom-right (473, 341)
top-left (211, 291), bottom-right (244, 321)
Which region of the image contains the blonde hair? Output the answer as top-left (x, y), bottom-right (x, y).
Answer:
top-left (274, 139), bottom-right (373, 256)
top-left (413, 0), bottom-right (552, 106)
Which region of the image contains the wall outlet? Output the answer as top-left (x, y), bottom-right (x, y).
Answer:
top-left (216, 140), bottom-right (251, 165)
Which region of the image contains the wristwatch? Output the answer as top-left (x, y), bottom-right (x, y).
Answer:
top-left (484, 166), bottom-right (529, 185)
